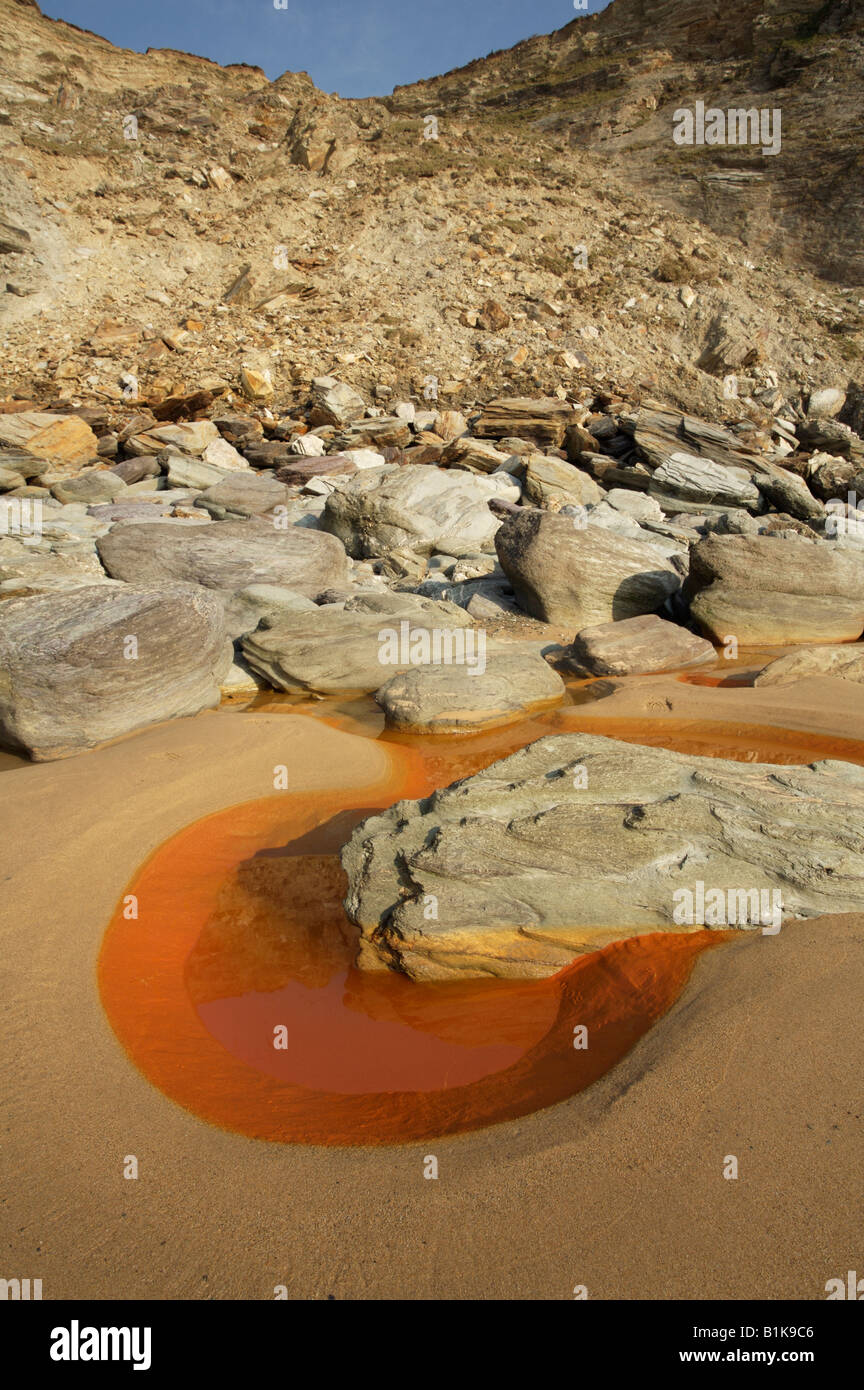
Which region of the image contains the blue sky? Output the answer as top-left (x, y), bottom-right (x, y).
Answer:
top-left (37, 0), bottom-right (609, 98)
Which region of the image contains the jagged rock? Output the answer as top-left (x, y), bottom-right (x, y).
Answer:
top-left (274, 453), bottom-right (358, 485)
top-left (494, 509), bottom-right (681, 626)
top-left (754, 646), bottom-right (864, 687)
top-left (126, 421), bottom-right (220, 457)
top-left (749, 459), bottom-right (824, 521)
top-left (309, 376), bottom-right (366, 426)
top-left (688, 535), bottom-right (864, 644)
top-left (97, 518), bottom-right (348, 598)
top-left (567, 614), bottom-right (717, 676)
top-left (797, 418), bottom-right (864, 459)
top-left (648, 452), bottom-right (760, 514)
top-left (805, 452), bottom-right (859, 502)
top-left (523, 455), bottom-right (605, 510)
top-left (342, 733), bottom-right (864, 980)
top-left (374, 641), bottom-right (564, 733)
top-left (289, 432), bottom-right (328, 457)
top-left (0, 581), bottom-right (232, 761)
top-left (202, 436), bottom-right (249, 471)
top-left (285, 105), bottom-right (358, 175)
top-left (321, 464), bottom-right (520, 558)
top-left (239, 368), bottom-right (274, 403)
top-left (440, 437), bottom-right (511, 474)
top-left (473, 397), bottom-right (574, 448)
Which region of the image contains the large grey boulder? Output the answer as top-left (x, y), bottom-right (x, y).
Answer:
top-left (688, 535), bottom-right (864, 644)
top-left (374, 642), bottom-right (565, 733)
top-left (567, 614), bottom-right (717, 677)
top-left (321, 465), bottom-right (519, 558)
top-left (342, 733), bottom-right (864, 980)
top-left (97, 518), bottom-right (348, 599)
top-left (0, 582), bottom-right (232, 760)
top-left (242, 597), bottom-right (471, 695)
top-left (494, 509), bottom-right (681, 626)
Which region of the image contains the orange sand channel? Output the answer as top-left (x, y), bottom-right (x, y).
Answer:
top-left (100, 715), bottom-right (855, 1147)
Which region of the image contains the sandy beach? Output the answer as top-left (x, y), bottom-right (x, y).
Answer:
top-left (1, 693), bottom-right (861, 1300)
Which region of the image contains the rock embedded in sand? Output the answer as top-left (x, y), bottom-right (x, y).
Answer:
top-left (754, 645), bottom-right (864, 687)
top-left (688, 535), bottom-right (864, 645)
top-left (0, 581), bottom-right (232, 760)
top-left (567, 614), bottom-right (717, 677)
top-left (374, 641), bottom-right (565, 733)
top-left (494, 509), bottom-right (681, 627)
top-left (342, 733), bottom-right (864, 980)
top-left (97, 518), bottom-right (348, 599)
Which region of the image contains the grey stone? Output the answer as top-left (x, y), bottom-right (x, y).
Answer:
top-left (97, 518), bottom-right (348, 599)
top-left (495, 509), bottom-right (681, 627)
top-left (322, 464), bottom-right (520, 558)
top-left (568, 614), bottom-right (717, 676)
top-left (374, 641), bottom-right (565, 733)
top-left (0, 581), bottom-right (232, 760)
top-left (342, 733), bottom-right (864, 980)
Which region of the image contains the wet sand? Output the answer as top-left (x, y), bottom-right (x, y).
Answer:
top-left (1, 692), bottom-right (863, 1298)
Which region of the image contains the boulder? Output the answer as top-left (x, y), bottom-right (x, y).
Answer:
top-left (523, 455), bottom-right (605, 510)
top-left (126, 421), bottom-right (220, 456)
top-left (341, 733), bottom-right (864, 980)
top-left (321, 464), bottom-right (519, 558)
top-left (374, 642), bottom-right (565, 733)
top-left (688, 535), bottom-right (864, 644)
top-left (754, 645), bottom-right (864, 687)
top-left (648, 452), bottom-right (760, 514)
top-left (309, 376), bottom-right (366, 426)
top-left (97, 518), bottom-right (348, 598)
top-left (568, 614), bottom-right (717, 677)
top-left (494, 509), bottom-right (681, 626)
top-left (195, 472), bottom-right (291, 520)
top-left (50, 471), bottom-right (128, 506)
top-left (0, 581), bottom-right (231, 760)
top-left (242, 600), bottom-right (471, 695)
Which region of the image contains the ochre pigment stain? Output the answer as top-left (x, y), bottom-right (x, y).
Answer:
top-left (100, 715), bottom-right (855, 1146)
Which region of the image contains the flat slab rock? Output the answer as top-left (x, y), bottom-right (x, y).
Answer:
top-left (242, 596), bottom-right (472, 695)
top-left (97, 518), bottom-right (348, 598)
top-left (342, 733), bottom-right (864, 980)
top-left (0, 581), bottom-right (232, 760)
top-left (568, 614), bottom-right (717, 677)
top-left (374, 641), bottom-right (565, 732)
top-left (754, 645), bottom-right (864, 686)
top-left (495, 509), bottom-right (681, 626)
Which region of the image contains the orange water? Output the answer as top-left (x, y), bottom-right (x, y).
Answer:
top-left (98, 714), bottom-right (864, 1146)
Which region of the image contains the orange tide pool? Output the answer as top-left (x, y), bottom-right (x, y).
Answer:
top-left (99, 714), bottom-right (862, 1146)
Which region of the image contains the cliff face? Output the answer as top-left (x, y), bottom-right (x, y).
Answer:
top-left (0, 0), bottom-right (861, 420)
top-left (388, 0), bottom-right (864, 283)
